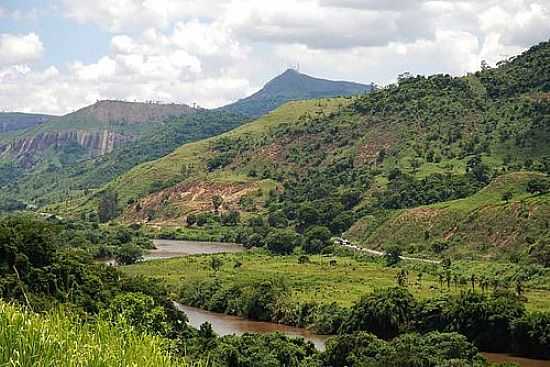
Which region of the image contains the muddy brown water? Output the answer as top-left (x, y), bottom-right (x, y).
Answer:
top-left (135, 241), bottom-right (549, 366)
top-left (145, 239), bottom-right (244, 260)
top-left (481, 353), bottom-right (550, 367)
top-left (174, 303), bottom-right (330, 351)
top-left (174, 304), bottom-right (550, 366)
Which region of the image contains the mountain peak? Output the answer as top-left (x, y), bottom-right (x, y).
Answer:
top-left (221, 69), bottom-right (373, 118)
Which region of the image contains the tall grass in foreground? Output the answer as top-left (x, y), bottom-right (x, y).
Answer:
top-left (0, 302), bottom-right (199, 367)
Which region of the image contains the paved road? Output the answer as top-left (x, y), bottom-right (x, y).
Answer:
top-left (340, 243), bottom-right (441, 264)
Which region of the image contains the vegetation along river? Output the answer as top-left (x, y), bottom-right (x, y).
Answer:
top-left (157, 240), bottom-right (550, 366)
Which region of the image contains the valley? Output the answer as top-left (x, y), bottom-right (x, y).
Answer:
top-left (0, 28), bottom-right (549, 367)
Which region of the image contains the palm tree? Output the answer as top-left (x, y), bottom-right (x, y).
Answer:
top-left (491, 277), bottom-right (500, 292)
top-left (416, 272), bottom-right (423, 289)
top-left (515, 279), bottom-right (524, 298)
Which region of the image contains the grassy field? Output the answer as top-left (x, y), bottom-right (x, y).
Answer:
top-left (122, 251), bottom-right (550, 311)
top-left (0, 302), bottom-right (199, 367)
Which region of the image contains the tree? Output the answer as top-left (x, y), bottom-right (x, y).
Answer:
top-left (322, 331), bottom-right (481, 367)
top-left (98, 191), bottom-right (119, 223)
top-left (212, 195), bottom-right (224, 212)
top-left (115, 243), bottom-right (144, 265)
top-left (107, 292), bottom-right (169, 335)
top-left (304, 225), bottom-right (332, 254)
top-left (466, 155), bottom-right (490, 184)
top-left (526, 178), bottom-right (550, 195)
top-left (210, 257), bottom-right (223, 272)
top-left (511, 312), bottom-right (550, 359)
top-left (342, 287), bottom-right (416, 339)
top-left (447, 291), bottom-right (526, 352)
top-left (395, 269), bottom-right (408, 287)
top-left (528, 238), bottom-right (550, 267)
top-left (265, 229), bottom-right (302, 255)
top-left (267, 210), bottom-right (288, 228)
top-left (383, 245), bottom-right (402, 266)
top-left (341, 190), bottom-right (362, 210)
top-left (186, 213), bottom-right (197, 226)
top-left (329, 212), bottom-right (354, 234)
top-left (502, 190), bottom-right (513, 203)
top-left (221, 210), bottom-right (240, 226)
top-left (246, 233), bottom-right (264, 248)
top-left (297, 203), bottom-right (319, 227)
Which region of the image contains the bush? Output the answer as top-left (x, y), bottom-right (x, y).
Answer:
top-left (383, 244), bottom-right (402, 266)
top-left (107, 292), bottom-right (169, 335)
top-left (304, 226), bottom-right (332, 254)
top-left (321, 331), bottom-right (483, 367)
top-left (526, 178), bottom-right (550, 194)
top-left (266, 229), bottom-right (303, 255)
top-left (342, 287), bottom-right (416, 339)
top-left (267, 210), bottom-right (288, 228)
top-left (115, 244), bottom-right (144, 265)
top-left (511, 312), bottom-right (550, 359)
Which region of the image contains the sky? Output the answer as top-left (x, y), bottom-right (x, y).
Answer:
top-left (0, 0), bottom-right (548, 115)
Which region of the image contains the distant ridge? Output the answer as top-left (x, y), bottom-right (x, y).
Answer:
top-left (0, 112), bottom-right (52, 133)
top-left (62, 100), bottom-right (196, 125)
top-left (221, 69), bottom-right (373, 118)
top-left (0, 100), bottom-right (197, 165)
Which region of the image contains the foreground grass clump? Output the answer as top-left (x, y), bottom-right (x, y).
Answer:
top-left (0, 302), bottom-right (188, 367)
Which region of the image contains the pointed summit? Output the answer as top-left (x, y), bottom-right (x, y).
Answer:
top-left (221, 69), bottom-right (373, 118)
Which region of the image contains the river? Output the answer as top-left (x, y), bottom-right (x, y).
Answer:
top-left (174, 303), bottom-right (329, 351)
top-left (145, 239), bottom-right (244, 260)
top-left (141, 240), bottom-right (549, 366)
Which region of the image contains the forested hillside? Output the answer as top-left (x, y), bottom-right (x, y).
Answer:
top-left (77, 40), bottom-right (550, 261)
top-left (0, 71), bottom-right (372, 209)
top-left (0, 110), bottom-right (244, 207)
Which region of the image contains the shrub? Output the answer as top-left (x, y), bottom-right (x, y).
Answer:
top-left (266, 230), bottom-right (303, 255)
top-left (342, 287), bottom-right (416, 339)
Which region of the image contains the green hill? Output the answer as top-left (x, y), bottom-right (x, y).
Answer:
top-left (0, 71), bottom-right (373, 208)
top-left (60, 39), bottom-right (550, 259)
top-left (347, 171), bottom-right (550, 258)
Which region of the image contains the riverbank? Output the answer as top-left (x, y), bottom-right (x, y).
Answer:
top-left (176, 303), bottom-right (550, 367)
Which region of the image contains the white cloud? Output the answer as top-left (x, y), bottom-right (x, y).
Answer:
top-left (2, 0), bottom-right (550, 114)
top-left (62, 0), bottom-right (226, 32)
top-left (0, 23), bottom-right (249, 114)
top-left (0, 33), bottom-right (44, 67)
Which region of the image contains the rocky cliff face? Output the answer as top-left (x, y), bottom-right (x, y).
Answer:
top-left (0, 129), bottom-right (129, 166)
top-left (0, 100), bottom-right (196, 167)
